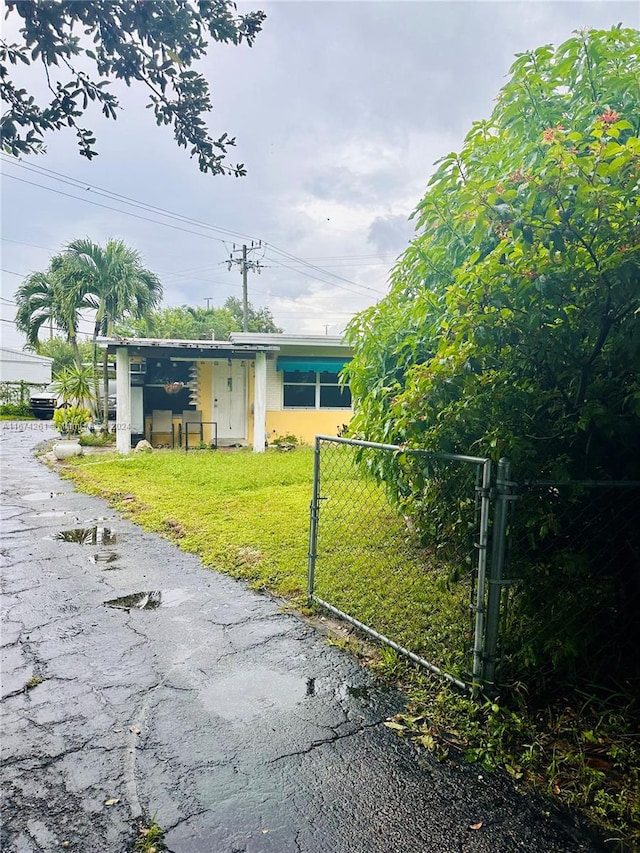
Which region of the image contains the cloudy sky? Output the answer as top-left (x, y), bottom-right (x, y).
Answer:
top-left (1, 0), bottom-right (638, 349)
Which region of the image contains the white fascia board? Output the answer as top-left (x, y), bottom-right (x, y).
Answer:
top-left (229, 333), bottom-right (349, 348)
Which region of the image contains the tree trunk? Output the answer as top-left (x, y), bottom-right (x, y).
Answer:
top-left (69, 335), bottom-right (82, 371)
top-left (92, 303), bottom-right (105, 424)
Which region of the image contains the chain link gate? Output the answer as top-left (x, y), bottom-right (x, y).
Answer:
top-left (307, 436), bottom-right (492, 694)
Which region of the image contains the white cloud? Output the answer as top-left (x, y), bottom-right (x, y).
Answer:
top-left (2, 1), bottom-right (638, 344)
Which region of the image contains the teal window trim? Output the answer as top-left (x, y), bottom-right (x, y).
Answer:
top-left (282, 368), bottom-right (352, 410)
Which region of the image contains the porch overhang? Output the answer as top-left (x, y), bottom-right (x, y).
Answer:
top-left (99, 337), bottom-right (279, 455)
top-left (97, 337), bottom-right (279, 358)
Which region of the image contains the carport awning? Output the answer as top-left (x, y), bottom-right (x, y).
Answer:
top-left (276, 357), bottom-right (349, 373)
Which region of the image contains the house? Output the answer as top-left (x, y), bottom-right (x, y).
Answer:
top-left (98, 333), bottom-right (354, 454)
top-left (0, 347), bottom-right (53, 385)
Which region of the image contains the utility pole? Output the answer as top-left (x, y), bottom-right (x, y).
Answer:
top-left (242, 244), bottom-right (248, 332)
top-left (227, 242), bottom-right (263, 331)
top-left (203, 298), bottom-right (213, 310)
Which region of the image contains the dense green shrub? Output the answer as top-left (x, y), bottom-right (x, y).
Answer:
top-left (345, 27), bottom-right (640, 694)
top-left (0, 402), bottom-right (33, 418)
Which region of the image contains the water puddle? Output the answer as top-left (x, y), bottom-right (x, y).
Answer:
top-left (89, 552), bottom-right (119, 564)
top-left (346, 684), bottom-right (372, 700)
top-left (105, 589), bottom-right (190, 610)
top-left (336, 682), bottom-right (375, 703)
top-left (54, 526), bottom-right (116, 545)
top-left (200, 668), bottom-right (308, 720)
top-left (23, 492), bottom-right (62, 501)
top-left (106, 591), bottom-right (162, 610)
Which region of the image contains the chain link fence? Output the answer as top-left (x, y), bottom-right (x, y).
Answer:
top-left (309, 437), bottom-right (640, 699)
top-left (308, 436), bottom-right (491, 693)
top-left (495, 479), bottom-right (640, 695)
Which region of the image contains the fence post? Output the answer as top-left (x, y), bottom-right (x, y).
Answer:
top-left (482, 457), bottom-right (512, 691)
top-left (307, 436), bottom-right (322, 602)
top-left (471, 458), bottom-right (492, 697)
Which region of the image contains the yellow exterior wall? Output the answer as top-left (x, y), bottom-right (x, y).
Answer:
top-left (194, 354), bottom-right (353, 448)
top-left (265, 410), bottom-right (350, 445)
top-left (197, 361), bottom-right (216, 445)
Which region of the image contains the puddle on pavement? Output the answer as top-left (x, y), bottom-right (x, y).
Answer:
top-left (307, 678), bottom-right (371, 702)
top-left (54, 526), bottom-right (116, 545)
top-left (23, 491), bottom-right (63, 501)
top-left (89, 551), bottom-right (119, 564)
top-left (335, 682), bottom-right (375, 704)
top-left (200, 668), bottom-right (309, 720)
top-left (105, 589), bottom-right (190, 610)
top-left (345, 684), bottom-right (372, 700)
top-left (106, 591), bottom-right (162, 610)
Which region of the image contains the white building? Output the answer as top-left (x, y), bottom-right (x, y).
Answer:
top-left (0, 347), bottom-right (53, 385)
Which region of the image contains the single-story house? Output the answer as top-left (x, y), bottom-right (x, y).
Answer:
top-left (98, 333), bottom-right (354, 454)
top-left (0, 347), bottom-right (53, 385)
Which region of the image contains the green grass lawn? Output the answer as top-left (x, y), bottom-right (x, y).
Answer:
top-left (65, 446), bottom-right (474, 675)
top-left (63, 446), bottom-right (639, 849)
top-left (66, 447), bottom-right (315, 597)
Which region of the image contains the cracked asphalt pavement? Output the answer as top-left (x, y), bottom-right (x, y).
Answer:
top-left (1, 423), bottom-right (607, 852)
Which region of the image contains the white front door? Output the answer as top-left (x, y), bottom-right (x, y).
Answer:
top-left (212, 360), bottom-right (247, 442)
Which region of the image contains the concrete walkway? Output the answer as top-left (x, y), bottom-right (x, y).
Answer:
top-left (1, 423), bottom-right (605, 852)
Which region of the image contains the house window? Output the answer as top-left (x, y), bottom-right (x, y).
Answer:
top-left (283, 370), bottom-right (352, 409)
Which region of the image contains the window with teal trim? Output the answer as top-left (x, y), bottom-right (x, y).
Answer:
top-left (283, 370), bottom-right (351, 409)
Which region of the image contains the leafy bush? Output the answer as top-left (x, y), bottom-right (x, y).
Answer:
top-left (347, 26), bottom-right (640, 481)
top-left (345, 27), bottom-right (640, 695)
top-left (0, 403), bottom-right (34, 418)
top-left (78, 431), bottom-right (116, 447)
top-left (53, 405), bottom-right (90, 436)
top-left (271, 433), bottom-right (300, 447)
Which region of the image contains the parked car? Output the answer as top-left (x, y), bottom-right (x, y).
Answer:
top-left (29, 380), bottom-right (117, 420)
top-left (29, 384), bottom-right (62, 419)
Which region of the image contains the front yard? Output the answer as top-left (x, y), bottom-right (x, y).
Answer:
top-left (63, 446), bottom-right (639, 850)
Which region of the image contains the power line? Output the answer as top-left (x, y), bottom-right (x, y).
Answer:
top-left (270, 260), bottom-right (391, 269)
top-left (262, 245), bottom-right (381, 294)
top-left (2, 173), bottom-right (231, 246)
top-left (263, 256), bottom-right (386, 297)
top-left (1, 157), bottom-right (257, 245)
top-left (2, 157), bottom-right (387, 298)
top-left (1, 237), bottom-right (55, 252)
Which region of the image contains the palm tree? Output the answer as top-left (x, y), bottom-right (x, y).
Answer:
top-left (14, 266), bottom-right (91, 370)
top-left (62, 238), bottom-right (162, 423)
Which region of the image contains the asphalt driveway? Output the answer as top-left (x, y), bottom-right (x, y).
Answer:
top-left (0, 422), bottom-right (606, 852)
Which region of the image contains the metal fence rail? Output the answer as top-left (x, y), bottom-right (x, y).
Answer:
top-left (308, 436), bottom-right (491, 694)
